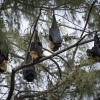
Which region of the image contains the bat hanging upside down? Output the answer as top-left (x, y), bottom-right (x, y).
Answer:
top-left (0, 51), bottom-right (8, 72)
top-left (23, 52), bottom-right (37, 82)
top-left (30, 29), bottom-right (43, 61)
top-left (86, 33), bottom-right (100, 62)
top-left (49, 12), bottom-right (62, 51)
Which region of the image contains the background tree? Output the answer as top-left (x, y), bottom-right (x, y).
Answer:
top-left (0, 0), bottom-right (100, 100)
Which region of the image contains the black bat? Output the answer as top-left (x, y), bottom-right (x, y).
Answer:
top-left (23, 52), bottom-right (37, 82)
top-left (0, 37), bottom-right (9, 72)
top-left (0, 51), bottom-right (8, 72)
top-left (30, 29), bottom-right (43, 61)
top-left (86, 33), bottom-right (100, 59)
top-left (49, 12), bottom-right (62, 51)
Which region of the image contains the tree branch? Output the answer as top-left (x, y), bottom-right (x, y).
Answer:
top-left (72, 0), bottom-right (97, 62)
top-left (6, 1), bottom-right (51, 100)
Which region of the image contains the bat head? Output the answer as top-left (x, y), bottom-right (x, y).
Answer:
top-left (0, 60), bottom-right (8, 72)
top-left (30, 51), bottom-right (39, 60)
top-left (86, 49), bottom-right (96, 57)
top-left (23, 66), bottom-right (37, 82)
top-left (50, 40), bottom-right (61, 51)
top-left (26, 74), bottom-right (35, 82)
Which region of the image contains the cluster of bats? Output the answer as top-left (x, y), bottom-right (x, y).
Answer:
top-left (23, 13), bottom-right (63, 82)
top-left (0, 13), bottom-right (100, 82)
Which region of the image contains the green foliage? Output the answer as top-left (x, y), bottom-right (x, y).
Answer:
top-left (0, 31), bottom-right (9, 53)
top-left (0, 0), bottom-right (100, 99)
top-left (0, 18), bottom-right (5, 29)
top-left (68, 0), bottom-right (85, 7)
top-left (73, 69), bottom-right (96, 97)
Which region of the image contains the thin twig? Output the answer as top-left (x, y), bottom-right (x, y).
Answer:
top-left (50, 58), bottom-right (62, 78)
top-left (6, 1), bottom-right (50, 100)
top-left (43, 48), bottom-right (71, 69)
top-left (7, 5), bottom-right (42, 100)
top-left (14, 32), bottom-right (94, 72)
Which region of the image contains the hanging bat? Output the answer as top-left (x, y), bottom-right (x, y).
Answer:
top-left (0, 31), bottom-right (9, 72)
top-left (86, 33), bottom-right (100, 61)
top-left (23, 52), bottom-right (37, 82)
top-left (0, 51), bottom-right (8, 72)
top-left (30, 29), bottom-right (43, 61)
top-left (49, 12), bottom-right (62, 51)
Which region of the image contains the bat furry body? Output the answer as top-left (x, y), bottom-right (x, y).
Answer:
top-left (0, 51), bottom-right (8, 72)
top-left (86, 33), bottom-right (100, 61)
top-left (23, 52), bottom-right (37, 82)
top-left (49, 12), bottom-right (62, 51)
top-left (30, 30), bottom-right (43, 61)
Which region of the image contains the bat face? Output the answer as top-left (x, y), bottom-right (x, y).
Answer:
top-left (23, 66), bottom-right (37, 82)
top-left (26, 74), bottom-right (35, 82)
top-left (49, 41), bottom-right (55, 50)
top-left (30, 51), bottom-right (39, 60)
top-left (0, 60), bottom-right (8, 72)
top-left (49, 40), bottom-right (60, 51)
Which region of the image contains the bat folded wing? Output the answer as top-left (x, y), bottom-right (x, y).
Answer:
top-left (93, 34), bottom-right (100, 56)
top-left (34, 42), bottom-right (43, 57)
top-left (49, 28), bottom-right (62, 44)
top-left (23, 52), bottom-right (37, 82)
top-left (86, 33), bottom-right (100, 58)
